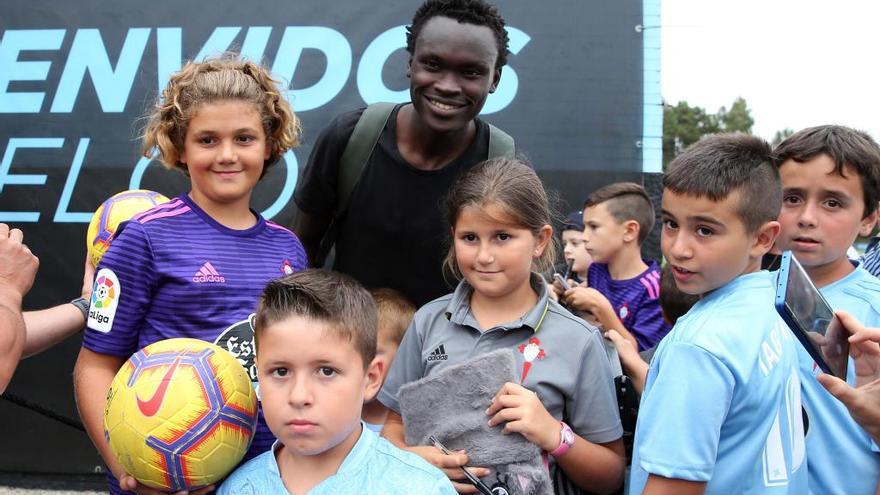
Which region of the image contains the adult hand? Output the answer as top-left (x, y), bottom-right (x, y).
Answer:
top-left (118, 473), bottom-right (215, 495)
top-left (0, 223), bottom-right (39, 300)
top-left (486, 382), bottom-right (559, 452)
top-left (405, 446), bottom-right (488, 494)
top-left (816, 311), bottom-right (880, 443)
top-left (0, 224), bottom-right (38, 392)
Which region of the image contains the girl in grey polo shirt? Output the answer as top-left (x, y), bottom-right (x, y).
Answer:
top-left (378, 158), bottom-right (625, 495)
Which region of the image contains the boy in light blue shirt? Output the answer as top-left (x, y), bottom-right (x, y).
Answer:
top-left (218, 270), bottom-right (454, 495)
top-left (774, 125), bottom-right (880, 495)
top-left (629, 134), bottom-right (807, 494)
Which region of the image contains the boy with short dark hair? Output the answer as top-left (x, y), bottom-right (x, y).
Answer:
top-left (219, 270), bottom-right (454, 494)
top-left (629, 134), bottom-right (807, 494)
top-left (362, 288), bottom-right (417, 433)
top-left (773, 125), bottom-right (880, 495)
top-left (559, 210), bottom-right (592, 283)
top-left (562, 182), bottom-right (670, 350)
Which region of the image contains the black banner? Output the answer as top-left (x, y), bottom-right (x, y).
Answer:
top-left (0, 0), bottom-right (649, 474)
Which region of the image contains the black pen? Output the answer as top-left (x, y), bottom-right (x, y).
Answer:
top-left (428, 435), bottom-right (494, 495)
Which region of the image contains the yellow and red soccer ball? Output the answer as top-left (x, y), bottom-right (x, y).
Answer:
top-left (104, 338), bottom-right (257, 491)
top-left (87, 189), bottom-right (170, 267)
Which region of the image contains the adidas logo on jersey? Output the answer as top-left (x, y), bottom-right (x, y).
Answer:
top-left (427, 344), bottom-right (448, 362)
top-left (193, 262), bottom-right (226, 283)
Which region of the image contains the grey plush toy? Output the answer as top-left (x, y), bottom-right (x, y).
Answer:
top-left (398, 349), bottom-right (553, 495)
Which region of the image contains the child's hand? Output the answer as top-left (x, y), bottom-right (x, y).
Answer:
top-left (549, 275), bottom-right (569, 301)
top-left (486, 382), bottom-right (560, 452)
top-left (605, 329), bottom-right (641, 369)
top-left (605, 329), bottom-right (649, 394)
top-left (405, 446), bottom-right (489, 494)
top-left (563, 286), bottom-right (612, 316)
top-left (546, 277), bottom-right (561, 302)
top-left (119, 473), bottom-right (215, 495)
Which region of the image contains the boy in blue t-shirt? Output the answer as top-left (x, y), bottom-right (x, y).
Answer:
top-left (561, 182), bottom-right (671, 351)
top-left (773, 125), bottom-right (880, 495)
top-left (219, 270), bottom-right (454, 494)
top-left (629, 134), bottom-right (807, 494)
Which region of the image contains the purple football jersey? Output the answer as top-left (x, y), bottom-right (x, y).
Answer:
top-left (84, 194), bottom-right (306, 493)
top-left (587, 260), bottom-right (671, 350)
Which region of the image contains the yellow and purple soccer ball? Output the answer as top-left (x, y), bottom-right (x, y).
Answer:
top-left (86, 189), bottom-right (170, 267)
top-left (103, 338), bottom-right (258, 491)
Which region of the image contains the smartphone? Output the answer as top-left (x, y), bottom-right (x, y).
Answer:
top-left (428, 435), bottom-right (494, 495)
top-left (775, 251), bottom-right (849, 379)
top-left (553, 273), bottom-right (572, 291)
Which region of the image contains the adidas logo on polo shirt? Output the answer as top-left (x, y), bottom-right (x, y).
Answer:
top-left (427, 344), bottom-right (448, 362)
top-left (193, 262), bottom-right (226, 283)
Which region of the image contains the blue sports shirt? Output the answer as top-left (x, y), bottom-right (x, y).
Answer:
top-left (801, 264), bottom-right (880, 495)
top-left (629, 271), bottom-right (807, 494)
top-left (218, 424), bottom-right (456, 494)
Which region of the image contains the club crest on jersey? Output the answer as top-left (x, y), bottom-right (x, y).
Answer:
top-left (618, 304), bottom-right (629, 320)
top-left (280, 259), bottom-right (294, 275)
top-left (215, 314), bottom-right (258, 384)
top-left (89, 268), bottom-right (120, 333)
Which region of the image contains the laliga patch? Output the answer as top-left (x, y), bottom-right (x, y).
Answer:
top-left (88, 268), bottom-right (120, 333)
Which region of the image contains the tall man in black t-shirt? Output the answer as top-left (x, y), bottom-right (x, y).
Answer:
top-left (292, 0), bottom-right (513, 306)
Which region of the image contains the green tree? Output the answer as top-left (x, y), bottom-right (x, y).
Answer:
top-left (662, 101), bottom-right (719, 167)
top-left (718, 97), bottom-right (754, 134)
top-left (663, 97), bottom-right (755, 169)
top-left (772, 128), bottom-right (794, 147)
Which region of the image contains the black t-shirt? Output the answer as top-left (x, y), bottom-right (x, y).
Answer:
top-left (294, 103), bottom-right (492, 306)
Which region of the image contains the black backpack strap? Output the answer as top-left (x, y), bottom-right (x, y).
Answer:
top-left (315, 106), bottom-right (513, 267)
top-left (314, 102), bottom-right (396, 267)
top-left (487, 123), bottom-right (515, 159)
top-left (336, 102), bottom-right (397, 213)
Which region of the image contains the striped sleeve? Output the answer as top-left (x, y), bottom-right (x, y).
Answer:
top-left (861, 238), bottom-right (880, 278)
top-left (83, 220), bottom-right (158, 357)
top-left (266, 220), bottom-right (308, 270)
top-left (630, 268), bottom-right (671, 350)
